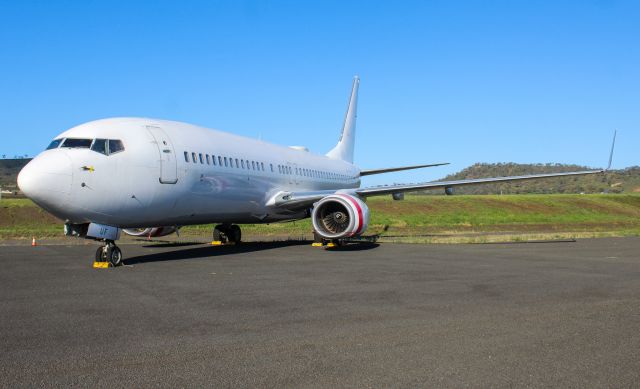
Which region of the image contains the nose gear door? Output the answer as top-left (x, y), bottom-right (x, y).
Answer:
top-left (146, 126), bottom-right (178, 184)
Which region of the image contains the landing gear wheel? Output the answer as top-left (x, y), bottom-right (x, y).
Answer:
top-left (109, 245), bottom-right (122, 267)
top-left (94, 241), bottom-right (123, 267)
top-left (213, 225), bottom-right (227, 243)
top-left (228, 225), bottom-right (241, 244)
top-left (95, 247), bottom-right (105, 262)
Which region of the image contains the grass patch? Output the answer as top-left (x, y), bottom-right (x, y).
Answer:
top-left (2, 194), bottom-right (640, 242)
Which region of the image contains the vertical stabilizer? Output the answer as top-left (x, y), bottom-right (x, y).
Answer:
top-left (326, 76), bottom-right (359, 163)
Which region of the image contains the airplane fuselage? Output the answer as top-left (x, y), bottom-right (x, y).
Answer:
top-left (18, 117), bottom-right (361, 228)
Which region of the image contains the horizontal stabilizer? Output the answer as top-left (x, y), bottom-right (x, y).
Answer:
top-left (360, 163), bottom-right (449, 176)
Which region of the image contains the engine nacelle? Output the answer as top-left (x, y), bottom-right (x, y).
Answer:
top-left (123, 226), bottom-right (178, 238)
top-left (312, 194), bottom-right (370, 239)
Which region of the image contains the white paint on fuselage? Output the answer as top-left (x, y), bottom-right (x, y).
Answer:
top-left (20, 117), bottom-right (361, 228)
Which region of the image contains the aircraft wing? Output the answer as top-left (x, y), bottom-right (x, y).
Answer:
top-left (354, 169), bottom-right (604, 197)
top-left (268, 168), bottom-right (606, 211)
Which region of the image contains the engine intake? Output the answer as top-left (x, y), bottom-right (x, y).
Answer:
top-left (123, 226), bottom-right (178, 238)
top-left (312, 194), bottom-right (369, 239)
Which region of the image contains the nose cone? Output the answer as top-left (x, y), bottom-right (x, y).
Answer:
top-left (18, 151), bottom-right (73, 214)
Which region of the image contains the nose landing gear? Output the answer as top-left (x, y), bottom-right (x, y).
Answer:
top-left (94, 240), bottom-right (122, 267)
top-left (212, 224), bottom-right (242, 245)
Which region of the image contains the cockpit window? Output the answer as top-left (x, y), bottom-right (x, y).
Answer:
top-left (108, 139), bottom-right (125, 154)
top-left (46, 139), bottom-right (63, 150)
top-left (91, 139), bottom-right (108, 155)
top-left (61, 138), bottom-right (92, 148)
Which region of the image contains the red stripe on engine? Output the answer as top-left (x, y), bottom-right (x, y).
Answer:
top-left (336, 194), bottom-right (363, 236)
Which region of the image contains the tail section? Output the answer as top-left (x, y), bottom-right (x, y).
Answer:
top-left (326, 76), bottom-right (359, 163)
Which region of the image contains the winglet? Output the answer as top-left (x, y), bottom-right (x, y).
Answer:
top-left (606, 130), bottom-right (617, 171)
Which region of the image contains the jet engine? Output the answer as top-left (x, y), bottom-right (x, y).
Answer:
top-left (123, 226), bottom-right (178, 238)
top-left (312, 194), bottom-right (370, 239)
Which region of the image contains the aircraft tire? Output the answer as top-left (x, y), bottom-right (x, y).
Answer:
top-left (229, 225), bottom-right (241, 244)
top-left (109, 246), bottom-right (122, 267)
top-left (213, 225), bottom-right (225, 242)
top-left (95, 247), bottom-right (104, 262)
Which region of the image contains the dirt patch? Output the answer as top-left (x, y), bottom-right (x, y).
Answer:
top-left (0, 205), bottom-right (62, 227)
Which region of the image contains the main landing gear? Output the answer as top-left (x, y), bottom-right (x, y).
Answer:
top-left (95, 240), bottom-right (122, 267)
top-left (213, 224), bottom-right (242, 245)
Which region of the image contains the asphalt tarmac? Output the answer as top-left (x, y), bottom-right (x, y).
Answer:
top-left (1, 238), bottom-right (639, 387)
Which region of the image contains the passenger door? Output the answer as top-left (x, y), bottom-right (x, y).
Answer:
top-left (146, 126), bottom-right (178, 184)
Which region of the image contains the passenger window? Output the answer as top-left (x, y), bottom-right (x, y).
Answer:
top-left (252, 161), bottom-right (256, 170)
top-left (199, 153), bottom-right (204, 164)
top-left (261, 162), bottom-right (265, 171)
top-left (212, 155), bottom-right (217, 166)
top-left (270, 164), bottom-right (274, 172)
top-left (46, 139), bottom-right (63, 150)
top-left (91, 139), bottom-right (108, 155)
top-left (235, 158), bottom-right (239, 168)
top-left (192, 152), bottom-right (197, 163)
top-left (184, 151), bottom-right (189, 162)
top-left (224, 157), bottom-right (228, 167)
top-left (61, 138), bottom-right (92, 149)
top-left (241, 160), bottom-right (245, 169)
top-left (108, 139), bottom-right (125, 154)
top-left (218, 156), bottom-right (222, 166)
top-left (206, 155), bottom-right (210, 165)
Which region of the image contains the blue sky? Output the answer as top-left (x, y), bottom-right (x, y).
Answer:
top-left (0, 0), bottom-right (637, 185)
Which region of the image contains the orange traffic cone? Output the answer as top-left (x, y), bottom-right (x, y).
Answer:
top-left (31, 237), bottom-right (37, 247)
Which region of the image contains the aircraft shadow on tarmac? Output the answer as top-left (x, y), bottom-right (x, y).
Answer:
top-left (124, 241), bottom-right (379, 265)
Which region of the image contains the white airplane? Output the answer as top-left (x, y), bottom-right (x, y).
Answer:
top-left (17, 77), bottom-right (615, 266)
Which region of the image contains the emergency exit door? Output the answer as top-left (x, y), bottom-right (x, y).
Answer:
top-left (146, 126), bottom-right (178, 184)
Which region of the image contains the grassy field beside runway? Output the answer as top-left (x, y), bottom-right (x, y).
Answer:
top-left (2, 194), bottom-right (640, 243)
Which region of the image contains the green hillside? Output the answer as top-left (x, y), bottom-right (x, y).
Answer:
top-left (423, 163), bottom-right (640, 195)
top-left (0, 159), bottom-right (31, 193)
